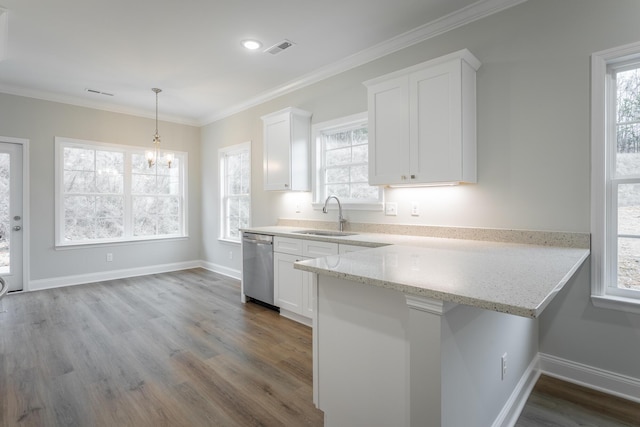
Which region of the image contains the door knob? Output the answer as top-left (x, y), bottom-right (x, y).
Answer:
top-left (13, 226), bottom-right (21, 231)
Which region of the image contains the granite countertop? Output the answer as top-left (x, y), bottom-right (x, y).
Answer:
top-left (242, 225), bottom-right (590, 318)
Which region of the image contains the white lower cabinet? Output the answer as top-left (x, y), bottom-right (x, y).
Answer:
top-left (273, 236), bottom-right (338, 325)
top-left (274, 252), bottom-right (304, 314)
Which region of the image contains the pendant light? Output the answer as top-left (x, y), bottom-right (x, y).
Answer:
top-left (146, 88), bottom-right (173, 168)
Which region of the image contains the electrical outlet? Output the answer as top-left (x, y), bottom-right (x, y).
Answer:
top-left (295, 203), bottom-right (301, 213)
top-left (411, 202), bottom-right (420, 216)
top-left (106, 253), bottom-right (113, 262)
top-left (385, 202), bottom-right (398, 216)
top-left (229, 251), bottom-right (233, 260)
top-left (501, 353), bottom-right (508, 380)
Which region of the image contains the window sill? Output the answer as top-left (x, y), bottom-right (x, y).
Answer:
top-left (591, 294), bottom-right (640, 315)
top-left (312, 202), bottom-right (384, 211)
top-left (218, 238), bottom-right (241, 245)
top-left (55, 235), bottom-right (189, 250)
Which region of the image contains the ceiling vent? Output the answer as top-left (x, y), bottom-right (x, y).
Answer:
top-left (85, 88), bottom-right (114, 97)
top-left (265, 39), bottom-right (295, 55)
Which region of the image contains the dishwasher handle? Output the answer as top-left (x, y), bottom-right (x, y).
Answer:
top-left (242, 233), bottom-right (273, 245)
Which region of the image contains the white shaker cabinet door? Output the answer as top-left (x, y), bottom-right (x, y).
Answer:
top-left (365, 49), bottom-right (479, 186)
top-left (274, 252), bottom-right (304, 315)
top-left (367, 75), bottom-right (410, 186)
top-left (263, 115), bottom-right (292, 191)
top-left (262, 107), bottom-right (312, 191)
top-left (410, 60), bottom-right (462, 183)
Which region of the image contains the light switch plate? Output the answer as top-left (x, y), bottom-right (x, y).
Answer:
top-left (385, 202), bottom-right (398, 216)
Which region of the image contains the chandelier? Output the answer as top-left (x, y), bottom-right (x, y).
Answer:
top-left (146, 88), bottom-right (173, 168)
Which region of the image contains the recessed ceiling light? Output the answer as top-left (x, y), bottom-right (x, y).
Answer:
top-left (241, 39), bottom-right (262, 50)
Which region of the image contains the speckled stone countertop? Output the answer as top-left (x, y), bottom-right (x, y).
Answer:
top-left (241, 225), bottom-right (590, 318)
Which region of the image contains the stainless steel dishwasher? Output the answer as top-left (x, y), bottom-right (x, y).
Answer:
top-left (242, 232), bottom-right (276, 307)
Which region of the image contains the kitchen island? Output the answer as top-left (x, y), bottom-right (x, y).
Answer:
top-left (294, 237), bottom-right (589, 427)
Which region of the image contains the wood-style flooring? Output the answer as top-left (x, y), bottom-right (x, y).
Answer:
top-left (0, 269), bottom-right (322, 426)
top-left (0, 268), bottom-right (638, 426)
top-left (516, 375), bottom-right (640, 427)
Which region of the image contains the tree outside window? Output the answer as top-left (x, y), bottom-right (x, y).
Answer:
top-left (313, 112), bottom-right (383, 208)
top-left (219, 142), bottom-right (251, 242)
top-left (55, 137), bottom-right (187, 246)
top-left (613, 66), bottom-right (640, 292)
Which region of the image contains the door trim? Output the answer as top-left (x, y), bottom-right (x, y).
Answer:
top-left (0, 136), bottom-right (29, 292)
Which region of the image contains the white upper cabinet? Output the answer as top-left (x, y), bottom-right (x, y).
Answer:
top-left (261, 107), bottom-right (312, 191)
top-left (365, 49), bottom-right (481, 186)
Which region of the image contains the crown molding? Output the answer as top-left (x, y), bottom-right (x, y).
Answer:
top-left (0, 0), bottom-right (527, 127)
top-left (200, 0), bottom-right (528, 126)
top-left (0, 84), bottom-right (200, 127)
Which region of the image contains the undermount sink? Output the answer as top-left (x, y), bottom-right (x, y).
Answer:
top-left (292, 229), bottom-right (357, 237)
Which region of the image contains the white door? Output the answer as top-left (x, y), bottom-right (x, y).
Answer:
top-left (0, 142), bottom-right (24, 292)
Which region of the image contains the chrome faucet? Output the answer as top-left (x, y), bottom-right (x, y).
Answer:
top-left (322, 195), bottom-right (347, 231)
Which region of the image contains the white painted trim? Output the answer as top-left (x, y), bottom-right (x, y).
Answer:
top-left (492, 356), bottom-right (540, 427)
top-left (539, 353), bottom-right (640, 404)
top-left (0, 0), bottom-right (526, 127)
top-left (54, 136), bottom-right (189, 248)
top-left (26, 259), bottom-right (241, 292)
top-left (0, 84), bottom-right (199, 126)
top-left (310, 111), bottom-right (384, 208)
top-left (279, 308), bottom-right (312, 327)
top-left (590, 41), bottom-right (640, 309)
top-left (202, 0), bottom-right (527, 125)
top-left (199, 260), bottom-right (241, 280)
top-left (0, 136), bottom-right (30, 292)
top-left (218, 141), bottom-right (252, 242)
top-left (405, 294), bottom-right (456, 314)
top-left (591, 294), bottom-right (640, 315)
top-left (28, 260), bottom-right (201, 291)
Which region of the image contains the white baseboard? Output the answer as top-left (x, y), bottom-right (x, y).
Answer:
top-left (199, 260), bottom-right (241, 280)
top-left (279, 308), bottom-right (312, 327)
top-left (28, 260), bottom-right (242, 292)
top-left (28, 260), bottom-right (201, 291)
top-left (539, 353), bottom-right (640, 404)
top-left (492, 356), bottom-right (541, 427)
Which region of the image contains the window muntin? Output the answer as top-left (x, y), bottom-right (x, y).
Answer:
top-left (55, 137), bottom-right (186, 246)
top-left (131, 153), bottom-right (182, 237)
top-left (313, 113), bottom-right (382, 207)
top-left (219, 142), bottom-right (251, 242)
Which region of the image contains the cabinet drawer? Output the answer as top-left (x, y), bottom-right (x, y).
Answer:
top-left (274, 236), bottom-right (303, 255)
top-left (303, 240), bottom-right (338, 258)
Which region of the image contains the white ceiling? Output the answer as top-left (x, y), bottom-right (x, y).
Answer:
top-left (0, 0), bottom-right (522, 126)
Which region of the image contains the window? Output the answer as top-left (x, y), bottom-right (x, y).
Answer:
top-left (219, 142), bottom-right (251, 242)
top-left (312, 112), bottom-right (383, 209)
top-left (592, 41), bottom-right (640, 313)
top-left (55, 137), bottom-right (187, 246)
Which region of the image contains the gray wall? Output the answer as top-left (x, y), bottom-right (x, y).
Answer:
top-left (0, 93), bottom-right (201, 282)
top-left (201, 0), bottom-right (640, 379)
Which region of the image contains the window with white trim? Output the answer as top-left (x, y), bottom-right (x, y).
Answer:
top-left (312, 112), bottom-right (383, 209)
top-left (219, 142), bottom-right (251, 242)
top-left (55, 137), bottom-right (187, 246)
top-left (592, 41), bottom-right (640, 312)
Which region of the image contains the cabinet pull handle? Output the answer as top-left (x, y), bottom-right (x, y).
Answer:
top-left (410, 175), bottom-right (416, 179)
top-left (401, 175), bottom-right (407, 180)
